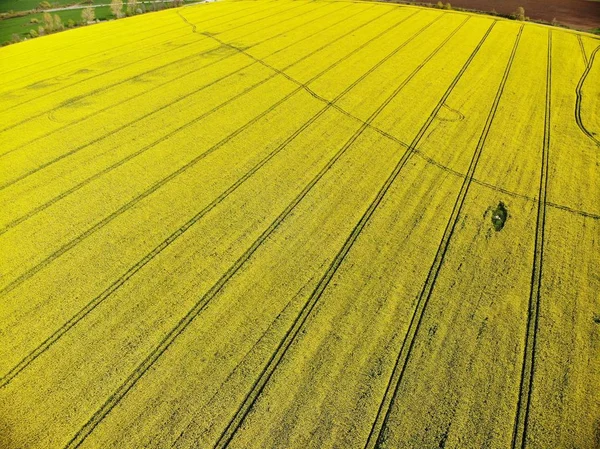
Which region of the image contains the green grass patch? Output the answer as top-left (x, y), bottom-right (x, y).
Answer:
top-left (0, 0), bottom-right (109, 14)
top-left (0, 5), bottom-right (111, 43)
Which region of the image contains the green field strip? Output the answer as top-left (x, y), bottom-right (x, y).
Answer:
top-left (546, 34), bottom-right (600, 216)
top-left (0, 5), bottom-right (194, 69)
top-left (0, 6), bottom-right (434, 383)
top-left (0, 0), bottom-right (317, 122)
top-left (0, 0), bottom-right (295, 91)
top-left (0, 0), bottom-right (352, 160)
top-left (68, 125), bottom-right (409, 449)
top-left (365, 22), bottom-right (522, 449)
top-left (525, 212), bottom-right (600, 448)
top-left (0, 3), bottom-right (410, 293)
top-left (0, 0), bottom-right (239, 62)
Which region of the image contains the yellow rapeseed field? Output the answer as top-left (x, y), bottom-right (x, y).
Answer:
top-left (0, 0), bottom-right (598, 448)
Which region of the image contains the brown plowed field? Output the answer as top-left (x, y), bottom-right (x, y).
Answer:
top-left (387, 0), bottom-right (600, 30)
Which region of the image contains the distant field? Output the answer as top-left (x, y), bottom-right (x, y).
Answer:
top-left (414, 0), bottom-right (600, 31)
top-left (0, 1), bottom-right (198, 43)
top-left (0, 0), bottom-right (108, 14)
top-left (0, 6), bottom-right (112, 42)
top-left (0, 1), bottom-right (599, 448)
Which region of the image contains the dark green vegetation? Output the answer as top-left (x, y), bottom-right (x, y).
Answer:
top-left (0, 0), bottom-right (106, 14)
top-left (0, 6), bottom-right (109, 42)
top-left (0, 0), bottom-right (195, 44)
top-left (491, 201), bottom-right (508, 231)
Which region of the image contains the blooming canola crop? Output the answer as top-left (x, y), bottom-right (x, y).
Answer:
top-left (0, 1), bottom-right (598, 448)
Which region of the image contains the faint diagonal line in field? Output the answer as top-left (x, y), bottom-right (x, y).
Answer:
top-left (361, 123), bottom-right (600, 220)
top-left (0, 1), bottom-right (349, 159)
top-left (0, 2), bottom-right (349, 175)
top-left (574, 44), bottom-right (600, 147)
top-left (0, 5), bottom-right (391, 236)
top-left (181, 9), bottom-right (393, 106)
top-left (0, 5), bottom-right (415, 385)
top-left (0, 6), bottom-right (402, 291)
top-left (196, 13), bottom-right (600, 222)
top-left (511, 29), bottom-right (552, 449)
top-left (363, 21), bottom-right (511, 449)
top-left (544, 201), bottom-right (599, 219)
top-left (178, 9), bottom-right (600, 224)
top-left (0, 1), bottom-right (311, 130)
top-left (214, 16), bottom-right (486, 449)
top-left (0, 1), bottom-right (262, 93)
top-left (59, 11), bottom-right (452, 448)
top-left (0, 1), bottom-right (258, 79)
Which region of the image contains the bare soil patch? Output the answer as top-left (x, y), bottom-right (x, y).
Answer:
top-left (382, 0), bottom-right (600, 31)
